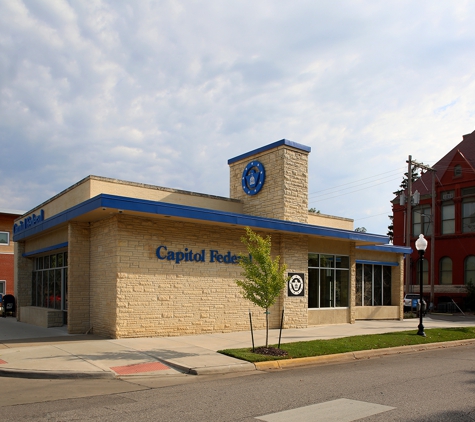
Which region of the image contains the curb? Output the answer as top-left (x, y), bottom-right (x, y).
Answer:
top-left (0, 367), bottom-right (115, 380)
top-left (188, 362), bottom-right (256, 375)
top-left (253, 339), bottom-right (475, 371)
top-left (1, 339), bottom-right (474, 379)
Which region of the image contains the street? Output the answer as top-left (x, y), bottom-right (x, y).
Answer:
top-left (2, 344), bottom-right (475, 421)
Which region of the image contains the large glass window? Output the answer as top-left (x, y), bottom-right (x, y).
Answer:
top-left (439, 257), bottom-right (452, 285)
top-left (441, 203), bottom-right (455, 234)
top-left (31, 252), bottom-right (68, 311)
top-left (465, 256), bottom-right (475, 286)
top-left (355, 264), bottom-right (392, 306)
top-left (413, 206), bottom-right (432, 236)
top-left (308, 253), bottom-right (349, 308)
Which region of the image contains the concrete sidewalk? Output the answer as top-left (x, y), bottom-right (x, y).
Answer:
top-left (1, 315), bottom-right (475, 379)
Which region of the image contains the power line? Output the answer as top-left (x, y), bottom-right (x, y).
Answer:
top-left (309, 167), bottom-right (406, 196)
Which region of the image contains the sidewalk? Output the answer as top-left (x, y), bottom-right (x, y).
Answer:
top-left (1, 315), bottom-right (475, 379)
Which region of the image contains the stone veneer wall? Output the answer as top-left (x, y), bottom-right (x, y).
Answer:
top-left (14, 241), bottom-right (33, 320)
top-left (90, 216), bottom-right (120, 337)
top-left (103, 215), bottom-right (275, 338)
top-left (229, 145), bottom-right (309, 223)
top-left (68, 222), bottom-right (91, 333)
top-left (279, 233), bottom-right (309, 328)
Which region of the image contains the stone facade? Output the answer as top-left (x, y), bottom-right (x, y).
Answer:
top-left (68, 222), bottom-right (91, 334)
top-left (13, 139), bottom-right (407, 337)
top-left (229, 144), bottom-right (309, 223)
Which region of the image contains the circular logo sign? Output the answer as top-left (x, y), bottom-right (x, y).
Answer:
top-left (242, 161), bottom-right (265, 196)
top-left (288, 274), bottom-right (304, 296)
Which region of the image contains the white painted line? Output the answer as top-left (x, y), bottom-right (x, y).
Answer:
top-left (256, 398), bottom-right (395, 422)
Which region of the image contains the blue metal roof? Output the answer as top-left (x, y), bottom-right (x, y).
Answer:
top-left (228, 139), bottom-right (311, 164)
top-left (12, 194), bottom-right (407, 255)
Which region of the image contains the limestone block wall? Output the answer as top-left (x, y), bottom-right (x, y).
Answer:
top-left (68, 222), bottom-right (92, 334)
top-left (94, 215), bottom-right (308, 338)
top-left (14, 241), bottom-right (33, 321)
top-left (279, 233), bottom-right (309, 328)
top-left (89, 216), bottom-right (120, 337)
top-left (229, 145), bottom-right (309, 223)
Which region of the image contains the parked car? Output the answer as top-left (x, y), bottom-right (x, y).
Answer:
top-left (403, 294), bottom-right (427, 312)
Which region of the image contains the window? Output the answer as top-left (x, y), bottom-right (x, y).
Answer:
top-left (441, 202), bottom-right (455, 234)
top-left (0, 281), bottom-right (5, 295)
top-left (416, 258), bottom-right (429, 285)
top-left (465, 256), bottom-right (475, 286)
top-left (454, 165), bottom-right (462, 177)
top-left (0, 232), bottom-right (9, 245)
top-left (355, 264), bottom-right (392, 306)
top-left (462, 200), bottom-right (475, 232)
top-left (439, 257), bottom-right (452, 285)
top-left (308, 253), bottom-right (349, 308)
top-left (413, 206), bottom-right (432, 236)
top-left (31, 252), bottom-right (68, 310)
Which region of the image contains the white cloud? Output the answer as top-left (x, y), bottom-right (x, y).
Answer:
top-left (1, 0), bottom-right (475, 235)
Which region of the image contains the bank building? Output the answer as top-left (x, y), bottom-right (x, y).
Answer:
top-left (13, 140), bottom-right (409, 338)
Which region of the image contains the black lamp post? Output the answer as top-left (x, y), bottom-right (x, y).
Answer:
top-left (415, 234), bottom-right (428, 337)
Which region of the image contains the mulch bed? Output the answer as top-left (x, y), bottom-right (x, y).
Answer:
top-left (253, 346), bottom-right (288, 356)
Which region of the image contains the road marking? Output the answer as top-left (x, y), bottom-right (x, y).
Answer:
top-left (256, 398), bottom-right (395, 422)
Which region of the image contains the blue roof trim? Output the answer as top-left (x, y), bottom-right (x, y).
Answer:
top-left (13, 194), bottom-right (391, 245)
top-left (356, 259), bottom-right (399, 267)
top-left (23, 242), bottom-right (68, 257)
top-left (356, 244), bottom-right (412, 254)
top-left (13, 196), bottom-right (104, 242)
top-left (228, 139), bottom-right (311, 164)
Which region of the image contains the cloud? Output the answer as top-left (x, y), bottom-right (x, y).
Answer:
top-left (1, 0), bottom-right (475, 234)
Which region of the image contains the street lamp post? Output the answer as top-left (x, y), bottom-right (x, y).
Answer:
top-left (416, 234), bottom-right (428, 337)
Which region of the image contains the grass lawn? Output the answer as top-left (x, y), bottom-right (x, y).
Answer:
top-left (218, 327), bottom-right (475, 363)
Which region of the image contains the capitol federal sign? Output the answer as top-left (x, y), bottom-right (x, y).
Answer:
top-left (156, 245), bottom-right (244, 264)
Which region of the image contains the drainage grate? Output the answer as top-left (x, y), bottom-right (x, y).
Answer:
top-left (110, 361), bottom-right (171, 375)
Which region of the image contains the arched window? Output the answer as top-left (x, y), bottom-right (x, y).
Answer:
top-left (439, 257), bottom-right (453, 285)
top-left (464, 256), bottom-right (475, 286)
top-left (416, 258), bottom-right (429, 285)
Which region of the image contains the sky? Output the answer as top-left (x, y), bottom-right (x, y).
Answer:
top-left (1, 1), bottom-right (475, 237)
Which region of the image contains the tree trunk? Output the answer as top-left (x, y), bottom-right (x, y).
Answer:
top-left (265, 308), bottom-right (269, 348)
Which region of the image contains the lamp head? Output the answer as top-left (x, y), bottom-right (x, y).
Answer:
top-left (415, 234), bottom-right (428, 252)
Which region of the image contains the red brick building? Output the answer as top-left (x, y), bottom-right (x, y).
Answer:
top-left (0, 209), bottom-right (24, 298)
top-left (392, 130), bottom-right (475, 310)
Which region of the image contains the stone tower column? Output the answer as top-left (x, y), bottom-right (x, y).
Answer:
top-left (228, 139), bottom-right (311, 223)
top-left (228, 139), bottom-right (311, 328)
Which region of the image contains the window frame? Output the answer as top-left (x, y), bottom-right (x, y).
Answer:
top-left (462, 198), bottom-right (475, 233)
top-left (355, 263), bottom-right (392, 306)
top-left (0, 231), bottom-right (9, 245)
top-left (308, 253), bottom-right (350, 309)
top-left (439, 256), bottom-right (453, 285)
top-left (441, 202), bottom-right (455, 235)
top-left (412, 205), bottom-right (432, 236)
top-left (464, 256), bottom-right (475, 286)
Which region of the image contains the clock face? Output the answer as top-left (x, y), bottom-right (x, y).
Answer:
top-left (241, 161), bottom-right (265, 195)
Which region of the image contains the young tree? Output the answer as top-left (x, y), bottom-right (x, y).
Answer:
top-left (235, 227), bottom-right (288, 348)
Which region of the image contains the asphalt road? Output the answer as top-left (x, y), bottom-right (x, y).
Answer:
top-left (2, 343), bottom-right (475, 421)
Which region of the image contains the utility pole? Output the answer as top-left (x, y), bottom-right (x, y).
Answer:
top-left (404, 156), bottom-right (436, 303)
top-left (405, 156), bottom-right (412, 295)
